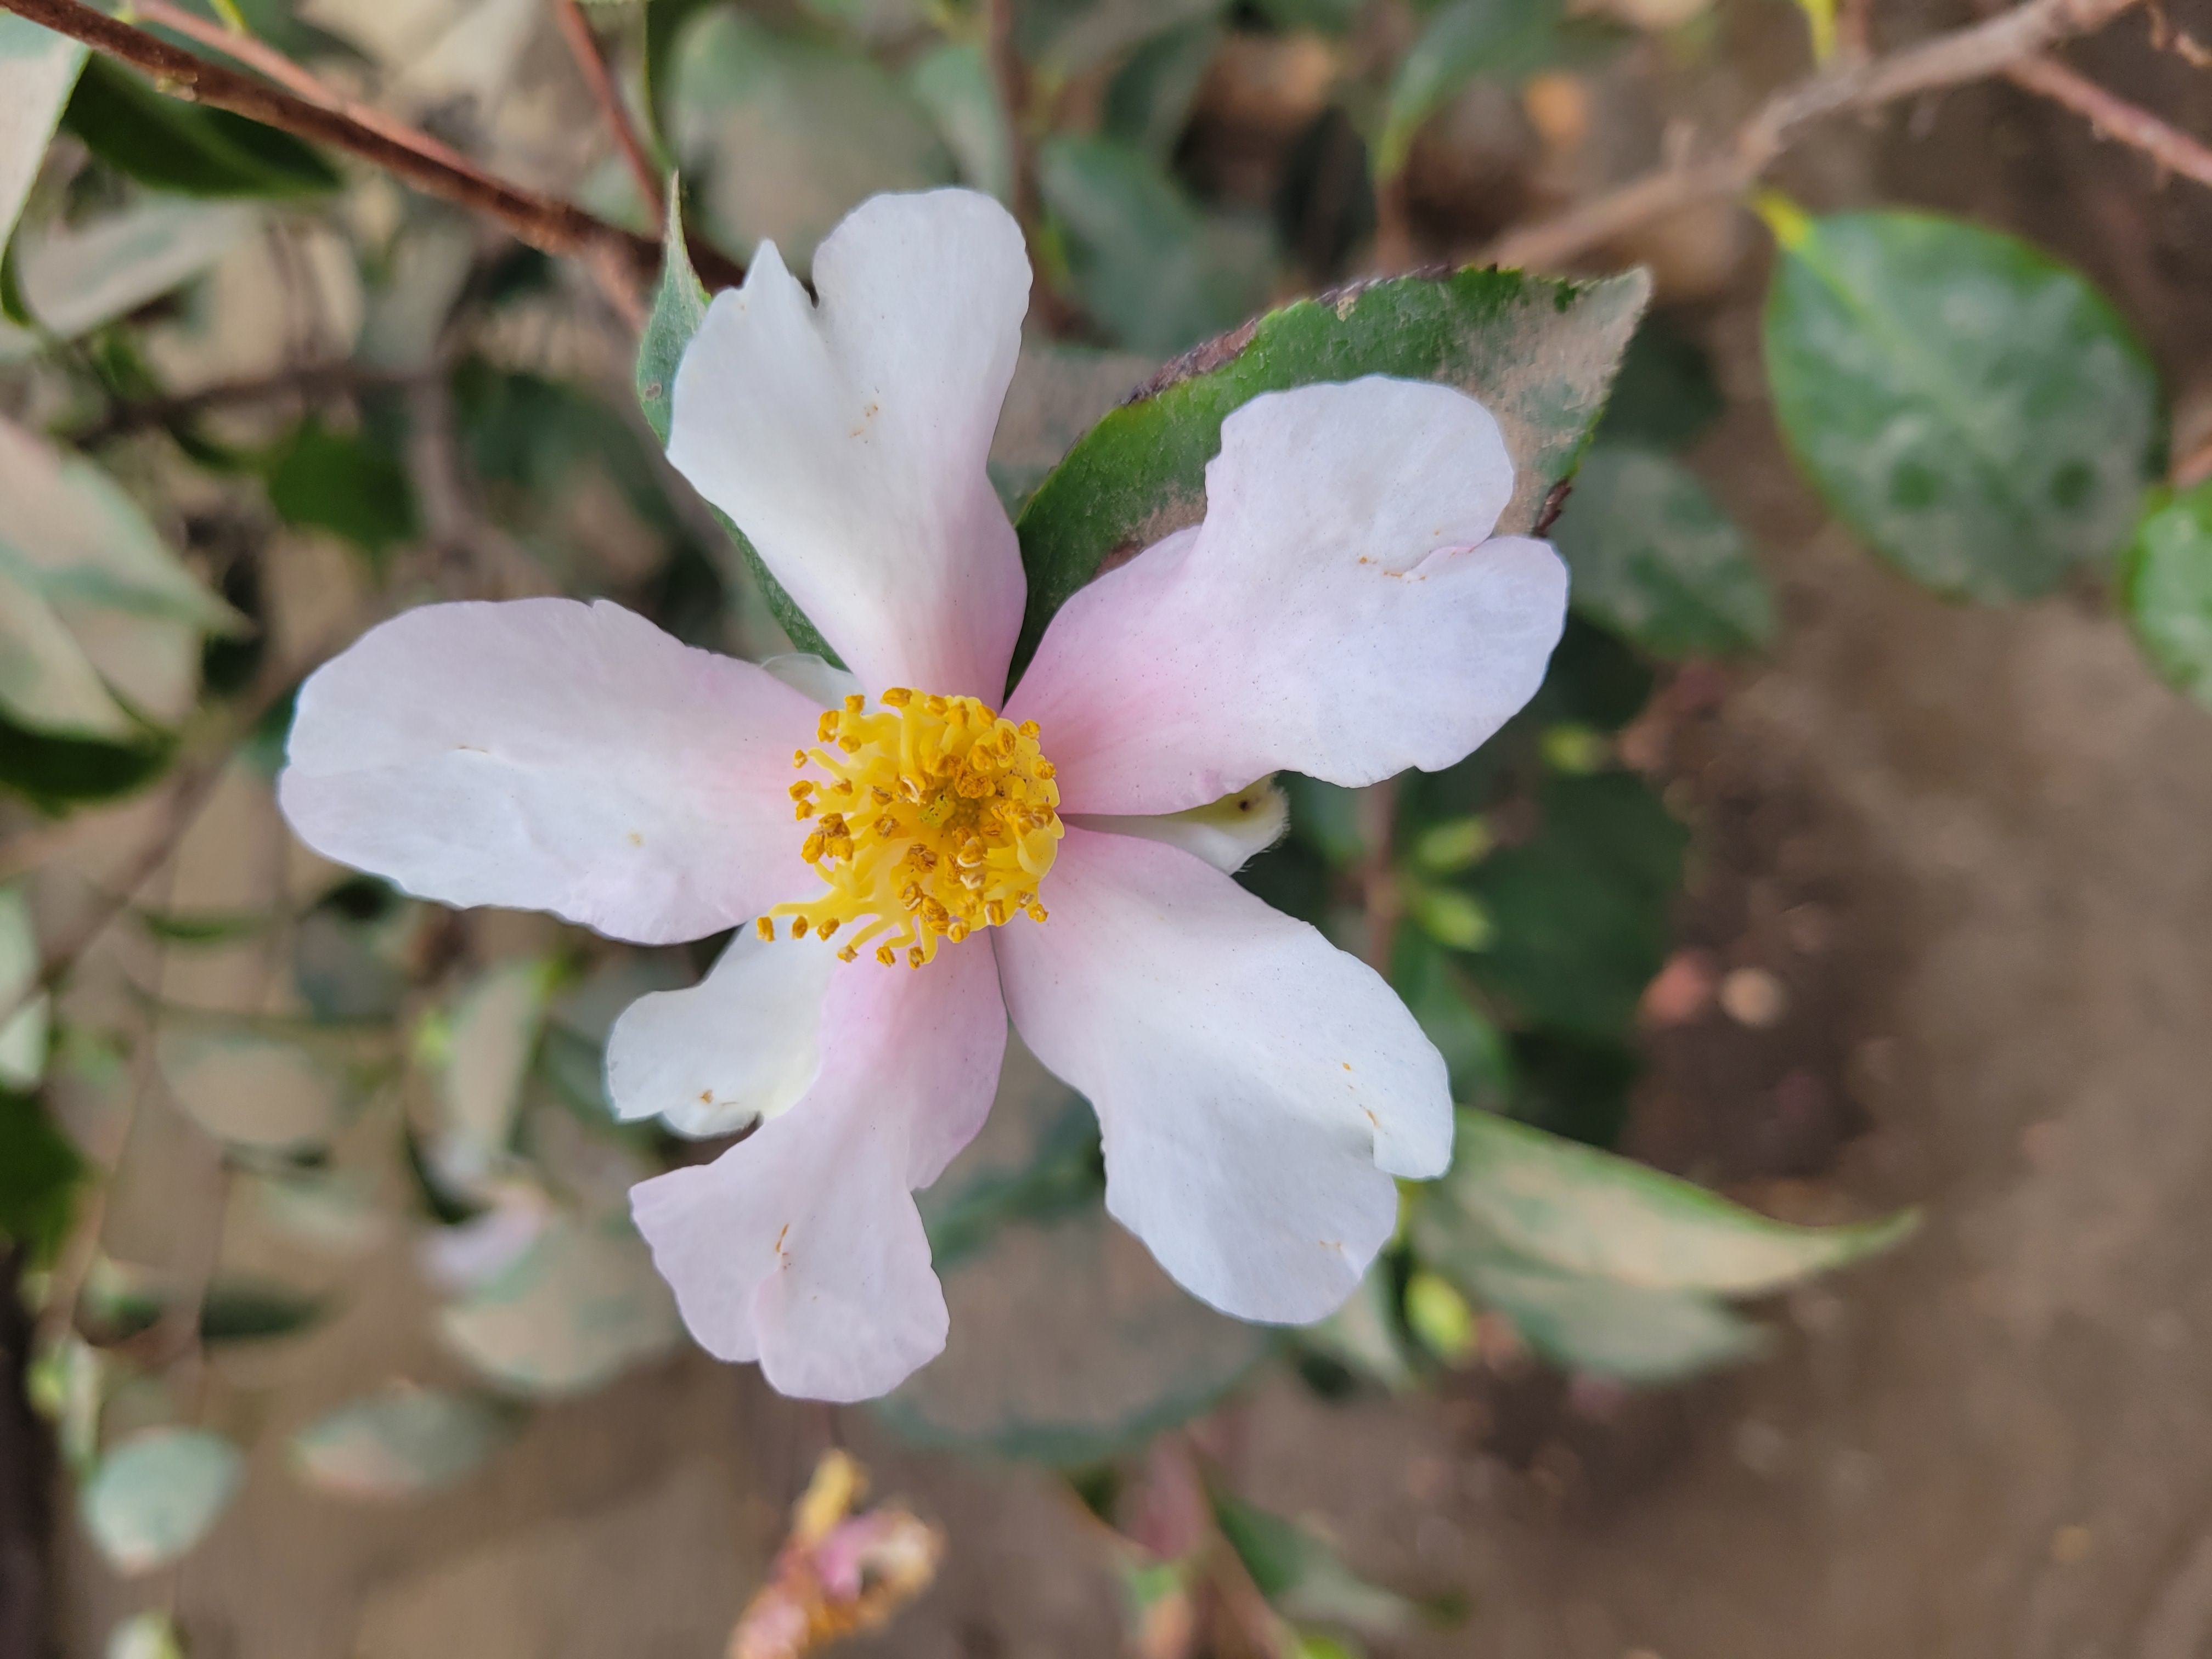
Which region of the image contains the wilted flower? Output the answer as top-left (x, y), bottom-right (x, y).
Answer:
top-left (730, 1450), bottom-right (942, 1659)
top-left (278, 188), bottom-right (1567, 1401)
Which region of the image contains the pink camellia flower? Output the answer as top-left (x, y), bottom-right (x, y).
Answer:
top-left (278, 189), bottom-right (1568, 1402)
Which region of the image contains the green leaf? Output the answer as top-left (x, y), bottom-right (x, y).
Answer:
top-left (426, 960), bottom-right (555, 1200)
top-left (1213, 1491), bottom-right (1426, 1636)
top-left (1437, 1245), bottom-right (1765, 1382)
top-left (0, 413), bottom-right (240, 781)
top-left (0, 884), bottom-right (48, 1090)
top-left (80, 1427), bottom-right (244, 1574)
top-left (0, 14), bottom-right (87, 251)
top-left (0, 198), bottom-right (259, 352)
top-left (635, 178), bottom-right (708, 451)
top-left (199, 1278), bottom-right (329, 1343)
top-left (908, 43), bottom-right (1013, 204)
top-left (1018, 0), bottom-right (1225, 80)
top-left (1550, 442), bottom-right (1774, 658)
top-left (1103, 20), bottom-right (1222, 165)
top-left (155, 1025), bottom-right (343, 1152)
top-left (437, 1214), bottom-right (682, 1398)
top-left (1443, 1108), bottom-right (1917, 1293)
top-left (1594, 313), bottom-right (1723, 451)
top-left (631, 187), bottom-right (836, 662)
top-left (1761, 206), bottom-right (2158, 600)
top-left (2122, 481), bottom-right (2212, 706)
top-left (1463, 770), bottom-right (1684, 1040)
top-left (0, 1087), bottom-right (81, 1261)
top-left (61, 55), bottom-right (341, 199)
top-left (669, 9), bottom-right (950, 268)
top-left (105, 1611), bottom-right (185, 1659)
top-left (1013, 264), bottom-right (1647, 679)
top-left (1300, 1262), bottom-right (1418, 1390)
top-left (290, 1386), bottom-right (514, 1499)
top-left (879, 1043), bottom-right (1267, 1462)
top-left (1376, 0), bottom-right (1562, 180)
top-left (1036, 133), bottom-right (1274, 358)
top-left (264, 419), bottom-right (417, 560)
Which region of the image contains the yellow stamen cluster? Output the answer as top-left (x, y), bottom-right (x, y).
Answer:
top-left (760, 689), bottom-right (1062, 968)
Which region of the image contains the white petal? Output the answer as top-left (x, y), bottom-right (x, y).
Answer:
top-left (629, 936), bottom-right (1006, 1401)
top-left (667, 190), bottom-right (1031, 699)
top-left (996, 826), bottom-right (1451, 1324)
top-left (279, 599), bottom-right (820, 945)
top-left (605, 931), bottom-right (839, 1138)
top-left (1068, 776), bottom-right (1288, 875)
top-left (1008, 377), bottom-right (1567, 815)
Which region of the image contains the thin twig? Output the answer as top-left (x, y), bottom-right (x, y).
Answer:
top-left (2004, 53), bottom-right (2212, 186)
top-left (554, 0), bottom-right (663, 233)
top-left (0, 0), bottom-right (746, 292)
top-left (1480, 0), bottom-right (2147, 269)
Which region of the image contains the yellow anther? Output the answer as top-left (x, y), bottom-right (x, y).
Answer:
top-left (792, 749), bottom-right (808, 768)
top-left (1034, 760), bottom-right (1057, 780)
top-left (817, 712), bottom-right (840, 742)
top-left (794, 800), bottom-right (815, 821)
top-left (1026, 903), bottom-right (1048, 923)
top-left (763, 690), bottom-right (1064, 968)
top-left (756, 917), bottom-right (775, 940)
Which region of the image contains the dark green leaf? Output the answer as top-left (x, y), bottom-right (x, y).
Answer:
top-left (670, 9), bottom-right (950, 267)
top-left (133, 907), bottom-right (274, 946)
top-left (199, 1278), bottom-right (329, 1343)
top-left (629, 198), bottom-right (837, 662)
top-left (1036, 134), bottom-right (1274, 358)
top-left (1390, 932), bottom-right (1510, 1107)
top-left (1550, 442), bottom-right (1774, 658)
top-left (63, 56), bottom-right (341, 200)
top-left (2123, 481), bottom-right (2212, 706)
top-left (1594, 313), bottom-right (1723, 450)
top-left (264, 419), bottom-right (416, 560)
top-left (1464, 770), bottom-right (1684, 1041)
top-left (0, 716), bottom-right (172, 808)
top-left (909, 43), bottom-right (1014, 201)
top-left (1762, 205), bottom-right (2158, 600)
top-left (1376, 0), bottom-right (1564, 180)
top-left (1103, 21), bottom-right (1221, 165)
top-left (1213, 1491), bottom-right (1431, 1635)
top-left (1013, 264), bottom-right (1647, 680)
top-left (0, 1088), bottom-right (82, 1262)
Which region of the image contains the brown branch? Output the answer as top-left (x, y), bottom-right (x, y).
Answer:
top-left (129, 0), bottom-right (479, 178)
top-left (2004, 53), bottom-right (2212, 187)
top-left (554, 0), bottom-right (664, 234)
top-left (1481, 0), bottom-right (2147, 269)
top-left (0, 0), bottom-right (744, 292)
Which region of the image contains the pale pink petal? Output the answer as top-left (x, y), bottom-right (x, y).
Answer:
top-left (995, 827), bottom-right (1450, 1324)
top-left (667, 190), bottom-right (1030, 698)
top-left (605, 930), bottom-right (839, 1138)
top-left (1008, 377), bottom-right (1567, 815)
top-left (278, 599), bottom-right (819, 945)
top-left (630, 936), bottom-right (1006, 1401)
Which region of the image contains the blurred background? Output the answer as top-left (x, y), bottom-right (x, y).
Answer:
top-left (2, 0), bottom-right (2211, 1654)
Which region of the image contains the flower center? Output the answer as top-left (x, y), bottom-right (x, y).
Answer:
top-left (759, 689), bottom-right (1063, 969)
